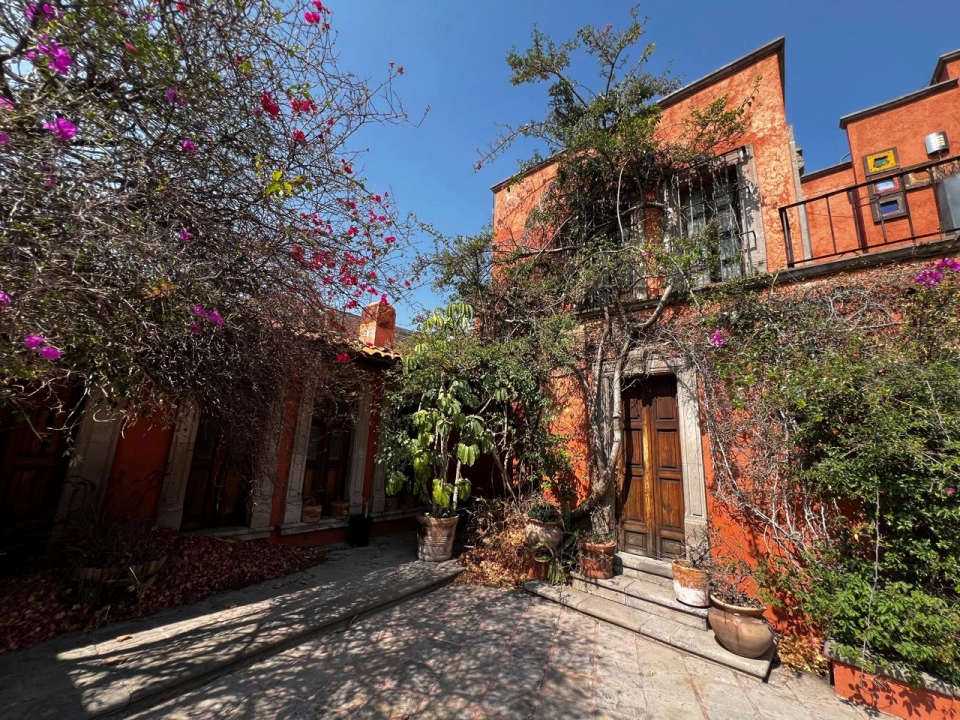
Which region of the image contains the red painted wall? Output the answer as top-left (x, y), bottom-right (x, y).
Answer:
top-left (103, 417), bottom-right (174, 522)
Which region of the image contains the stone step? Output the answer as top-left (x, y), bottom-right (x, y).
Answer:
top-left (614, 552), bottom-right (674, 589)
top-left (524, 581), bottom-right (773, 680)
top-left (570, 572), bottom-right (709, 630)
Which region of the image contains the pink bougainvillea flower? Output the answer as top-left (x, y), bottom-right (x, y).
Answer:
top-left (181, 139), bottom-right (197, 152)
top-left (936, 257), bottom-right (960, 273)
top-left (43, 175), bottom-right (55, 186)
top-left (179, 228), bottom-right (193, 241)
top-left (379, 294), bottom-right (389, 304)
top-left (166, 88), bottom-right (179, 103)
top-left (709, 329), bottom-right (729, 347)
top-left (336, 353), bottom-right (350, 363)
top-left (192, 304), bottom-right (205, 315)
top-left (312, 0), bottom-right (328, 11)
top-left (0, 132), bottom-right (9, 146)
top-left (383, 235), bottom-right (396, 244)
top-left (292, 129), bottom-right (306, 143)
top-left (303, 11), bottom-right (321, 24)
top-left (39, 345), bottom-right (61, 361)
top-left (189, 322), bottom-right (201, 335)
top-left (914, 268), bottom-right (943, 286)
top-left (207, 308), bottom-right (223, 328)
top-left (0, 291), bottom-right (11, 306)
top-left (176, 1), bottom-right (189, 12)
top-left (260, 92), bottom-right (280, 117)
top-left (35, 39), bottom-right (73, 75)
top-left (0, 98), bottom-right (12, 112)
top-left (23, 334), bottom-right (46, 349)
top-left (43, 117), bottom-right (77, 141)
top-left (25, 3), bottom-right (57, 21)
top-left (948, 487), bottom-right (957, 495)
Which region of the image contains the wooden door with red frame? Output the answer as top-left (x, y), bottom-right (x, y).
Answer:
top-left (180, 420), bottom-right (248, 531)
top-left (0, 404), bottom-right (72, 557)
top-left (300, 402), bottom-right (352, 516)
top-left (621, 376), bottom-right (685, 559)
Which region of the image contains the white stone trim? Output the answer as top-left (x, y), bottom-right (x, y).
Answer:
top-left (283, 378), bottom-right (317, 526)
top-left (54, 398), bottom-right (123, 527)
top-left (346, 386), bottom-right (373, 515)
top-left (155, 402), bottom-right (200, 530)
top-left (623, 353), bottom-right (709, 540)
top-left (248, 396), bottom-right (285, 530)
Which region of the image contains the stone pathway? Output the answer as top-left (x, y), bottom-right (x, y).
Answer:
top-left (120, 584), bottom-right (875, 720)
top-left (0, 534), bottom-right (460, 719)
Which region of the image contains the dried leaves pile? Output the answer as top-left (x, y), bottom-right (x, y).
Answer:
top-left (455, 498), bottom-right (531, 589)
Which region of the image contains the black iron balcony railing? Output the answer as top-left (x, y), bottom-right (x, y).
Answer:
top-left (779, 155), bottom-right (960, 268)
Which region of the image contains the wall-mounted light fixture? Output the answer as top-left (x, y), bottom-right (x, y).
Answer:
top-left (925, 131), bottom-right (949, 155)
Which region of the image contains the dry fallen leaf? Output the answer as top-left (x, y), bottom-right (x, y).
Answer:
top-left (116, 634), bottom-right (132, 642)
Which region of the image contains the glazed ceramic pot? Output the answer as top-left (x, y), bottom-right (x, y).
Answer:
top-left (580, 540), bottom-right (616, 579)
top-left (416, 514), bottom-right (459, 562)
top-left (671, 560), bottom-right (710, 607)
top-left (708, 595), bottom-right (774, 658)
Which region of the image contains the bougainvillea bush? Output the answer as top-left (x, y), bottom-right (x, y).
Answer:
top-left (699, 259), bottom-right (960, 682)
top-left (0, 1), bottom-right (416, 441)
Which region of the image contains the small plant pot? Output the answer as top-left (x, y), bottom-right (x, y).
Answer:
top-left (671, 559), bottom-right (710, 608)
top-left (525, 519), bottom-right (563, 550)
top-left (579, 540), bottom-right (616, 579)
top-left (526, 557), bottom-right (551, 581)
top-left (348, 515), bottom-right (374, 547)
top-left (401, 495), bottom-right (416, 510)
top-left (384, 497), bottom-right (400, 513)
top-left (330, 501), bottom-right (350, 518)
top-left (300, 504), bottom-right (322, 524)
top-left (708, 595), bottom-right (774, 658)
top-left (416, 514), bottom-right (459, 562)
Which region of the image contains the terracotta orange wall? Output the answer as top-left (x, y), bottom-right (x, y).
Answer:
top-left (799, 164), bottom-right (859, 260)
top-left (937, 56), bottom-right (960, 83)
top-left (842, 82), bottom-right (960, 250)
top-left (492, 162), bottom-right (558, 251)
top-left (658, 52), bottom-right (796, 272)
top-left (103, 417), bottom-right (174, 523)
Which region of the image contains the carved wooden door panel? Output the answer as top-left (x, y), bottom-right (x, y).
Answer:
top-left (621, 376), bottom-right (685, 559)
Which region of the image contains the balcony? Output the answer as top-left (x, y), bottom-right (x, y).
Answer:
top-left (779, 155), bottom-right (960, 268)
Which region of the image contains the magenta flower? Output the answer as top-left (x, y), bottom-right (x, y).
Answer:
top-left (915, 268), bottom-right (943, 287)
top-left (23, 333), bottom-right (46, 349)
top-left (165, 88), bottom-right (185, 105)
top-left (0, 132), bottom-right (9, 146)
top-left (948, 487), bottom-right (957, 495)
top-left (181, 139), bottom-right (197, 153)
top-left (0, 291), bottom-right (11, 306)
top-left (25, 3), bottom-right (57, 21)
top-left (192, 304), bottom-right (205, 316)
top-left (43, 175), bottom-right (55, 187)
top-left (207, 308), bottom-right (223, 328)
top-left (304, 11), bottom-right (321, 24)
top-left (189, 322), bottom-right (201, 335)
top-left (39, 345), bottom-right (61, 361)
top-left (43, 117), bottom-right (77, 141)
top-left (37, 39), bottom-right (72, 75)
top-left (936, 257), bottom-right (960, 273)
top-left (0, 98), bottom-right (12, 112)
top-left (709, 329), bottom-right (729, 347)
top-left (179, 228), bottom-right (193, 241)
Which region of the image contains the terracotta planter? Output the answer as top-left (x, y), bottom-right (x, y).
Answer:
top-left (300, 504), bottom-right (322, 523)
top-left (416, 514), bottom-right (459, 562)
top-left (526, 557), bottom-right (551, 581)
top-left (384, 497), bottom-right (400, 512)
top-left (580, 540), bottom-right (616, 579)
top-left (708, 595), bottom-right (774, 658)
top-left (330, 501), bottom-right (350, 518)
top-left (525, 519), bottom-right (563, 549)
top-left (671, 560), bottom-right (710, 607)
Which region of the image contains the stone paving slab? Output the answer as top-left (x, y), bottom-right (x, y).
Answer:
top-left (0, 533), bottom-right (461, 720)
top-left (117, 584), bottom-right (876, 720)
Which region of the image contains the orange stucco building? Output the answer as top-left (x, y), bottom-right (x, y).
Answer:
top-left (493, 39), bottom-right (960, 714)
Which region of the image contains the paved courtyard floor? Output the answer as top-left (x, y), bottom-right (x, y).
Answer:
top-left (122, 584), bottom-right (875, 720)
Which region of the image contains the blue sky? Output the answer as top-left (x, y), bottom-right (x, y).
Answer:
top-left (330, 0), bottom-right (960, 326)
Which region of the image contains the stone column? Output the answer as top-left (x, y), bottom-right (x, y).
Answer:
top-left (54, 399), bottom-right (124, 528)
top-left (283, 379), bottom-right (317, 525)
top-left (248, 396), bottom-right (285, 530)
top-left (346, 385), bottom-right (373, 514)
top-left (155, 402), bottom-right (200, 530)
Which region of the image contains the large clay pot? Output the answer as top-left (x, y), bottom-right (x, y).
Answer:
top-left (708, 595), bottom-right (774, 658)
top-left (416, 514), bottom-right (459, 562)
top-left (300, 504), bottom-right (322, 523)
top-left (580, 540), bottom-right (616, 579)
top-left (525, 519), bottom-right (563, 549)
top-left (672, 560), bottom-right (710, 608)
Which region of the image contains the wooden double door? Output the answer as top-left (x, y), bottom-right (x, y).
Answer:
top-left (621, 376), bottom-right (686, 559)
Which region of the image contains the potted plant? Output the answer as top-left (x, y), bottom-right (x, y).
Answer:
top-left (525, 499), bottom-right (563, 550)
top-left (384, 470), bottom-right (403, 512)
top-left (300, 494), bottom-right (322, 523)
top-left (707, 563), bottom-right (774, 658)
top-left (579, 530), bottom-right (616, 579)
top-left (672, 531), bottom-right (711, 607)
